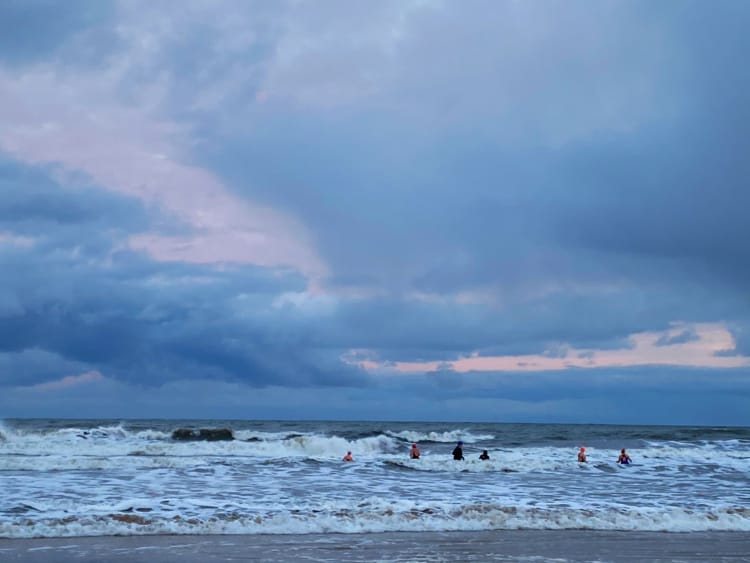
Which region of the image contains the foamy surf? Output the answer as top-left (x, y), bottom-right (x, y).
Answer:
top-left (1, 419), bottom-right (749, 538)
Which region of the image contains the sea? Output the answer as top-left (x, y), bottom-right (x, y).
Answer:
top-left (1, 419), bottom-right (749, 539)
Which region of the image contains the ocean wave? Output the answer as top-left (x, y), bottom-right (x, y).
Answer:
top-left (2, 420), bottom-right (749, 541)
top-left (383, 458), bottom-right (518, 473)
top-left (3, 439), bottom-right (749, 474)
top-left (386, 429), bottom-right (495, 444)
top-left (2, 502), bottom-right (748, 538)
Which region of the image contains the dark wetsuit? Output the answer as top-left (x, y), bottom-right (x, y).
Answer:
top-left (479, 451), bottom-right (490, 460)
top-left (452, 446), bottom-right (464, 460)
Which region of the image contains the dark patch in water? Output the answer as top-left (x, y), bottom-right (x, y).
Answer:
top-left (384, 460), bottom-right (419, 471)
top-left (171, 428), bottom-right (234, 441)
top-left (7, 504), bottom-right (41, 514)
top-left (302, 458), bottom-right (325, 466)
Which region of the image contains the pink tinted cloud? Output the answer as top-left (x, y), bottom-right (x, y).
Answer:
top-left (0, 231), bottom-right (35, 247)
top-left (31, 370), bottom-right (106, 392)
top-left (347, 323), bottom-right (750, 374)
top-left (0, 67), bottom-right (326, 280)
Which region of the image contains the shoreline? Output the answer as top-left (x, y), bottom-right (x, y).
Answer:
top-left (2, 530), bottom-right (750, 562)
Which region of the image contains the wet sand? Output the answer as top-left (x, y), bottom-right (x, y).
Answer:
top-left (1, 530), bottom-right (749, 562)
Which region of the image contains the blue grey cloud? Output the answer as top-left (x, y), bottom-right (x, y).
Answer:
top-left (0, 0), bottom-right (116, 66)
top-left (1, 1), bottom-right (749, 422)
top-left (2, 364), bottom-right (746, 426)
top-left (187, 1), bottom-right (750, 361)
top-left (655, 329), bottom-right (700, 348)
top-left (0, 158), bottom-right (358, 389)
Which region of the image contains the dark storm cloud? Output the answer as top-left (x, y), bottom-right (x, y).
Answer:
top-left (0, 237), bottom-right (349, 388)
top-left (189, 1), bottom-right (750, 363)
top-left (1, 362), bottom-right (747, 424)
top-left (0, 157), bottom-right (148, 231)
top-left (1, 1), bottom-right (749, 422)
top-left (0, 157), bottom-right (361, 389)
top-left (376, 365), bottom-right (750, 425)
top-left (306, 292), bottom-right (649, 362)
top-left (0, 349), bottom-right (88, 387)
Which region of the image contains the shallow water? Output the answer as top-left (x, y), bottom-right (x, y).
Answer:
top-left (2, 530), bottom-right (750, 562)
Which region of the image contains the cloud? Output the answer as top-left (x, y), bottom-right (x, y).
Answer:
top-left (30, 369), bottom-right (105, 391)
top-left (190, 2), bottom-right (750, 368)
top-left (348, 323), bottom-right (747, 374)
top-left (0, 0), bottom-right (116, 66)
top-left (0, 47), bottom-right (325, 278)
top-left (1, 1), bottom-right (749, 422)
top-left (0, 158), bottom-right (344, 389)
top-left (1, 366), bottom-right (748, 425)
top-left (655, 327), bottom-right (700, 347)
top-left (0, 349), bottom-right (89, 388)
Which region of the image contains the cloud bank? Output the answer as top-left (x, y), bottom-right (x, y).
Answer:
top-left (0, 0), bottom-right (748, 423)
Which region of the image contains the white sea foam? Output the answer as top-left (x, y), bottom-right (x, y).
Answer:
top-left (1, 420), bottom-right (749, 538)
top-left (0, 431), bottom-right (408, 471)
top-left (1, 501), bottom-right (748, 538)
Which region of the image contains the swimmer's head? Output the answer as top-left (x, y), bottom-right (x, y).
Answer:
top-left (579, 446), bottom-right (585, 451)
top-left (411, 443), bottom-right (417, 447)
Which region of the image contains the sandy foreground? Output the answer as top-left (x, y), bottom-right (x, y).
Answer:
top-left (1, 530), bottom-right (749, 562)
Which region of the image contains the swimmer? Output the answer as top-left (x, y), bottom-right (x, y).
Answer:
top-left (479, 449), bottom-right (490, 460)
top-left (342, 451), bottom-right (353, 461)
top-left (577, 446), bottom-right (587, 463)
top-left (452, 441), bottom-right (464, 461)
top-left (617, 448), bottom-right (632, 464)
top-left (409, 443), bottom-right (420, 459)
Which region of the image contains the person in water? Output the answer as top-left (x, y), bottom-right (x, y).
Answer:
top-left (409, 443), bottom-right (420, 459)
top-left (617, 448), bottom-right (632, 464)
top-left (479, 450), bottom-right (490, 460)
top-left (577, 446), bottom-right (587, 463)
top-left (342, 451), bottom-right (353, 461)
top-left (452, 441), bottom-right (464, 460)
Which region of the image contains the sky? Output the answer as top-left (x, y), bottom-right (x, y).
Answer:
top-left (1, 0), bottom-right (749, 425)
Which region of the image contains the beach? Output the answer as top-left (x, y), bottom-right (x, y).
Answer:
top-left (2, 419), bottom-right (749, 560)
top-left (2, 530), bottom-right (750, 562)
